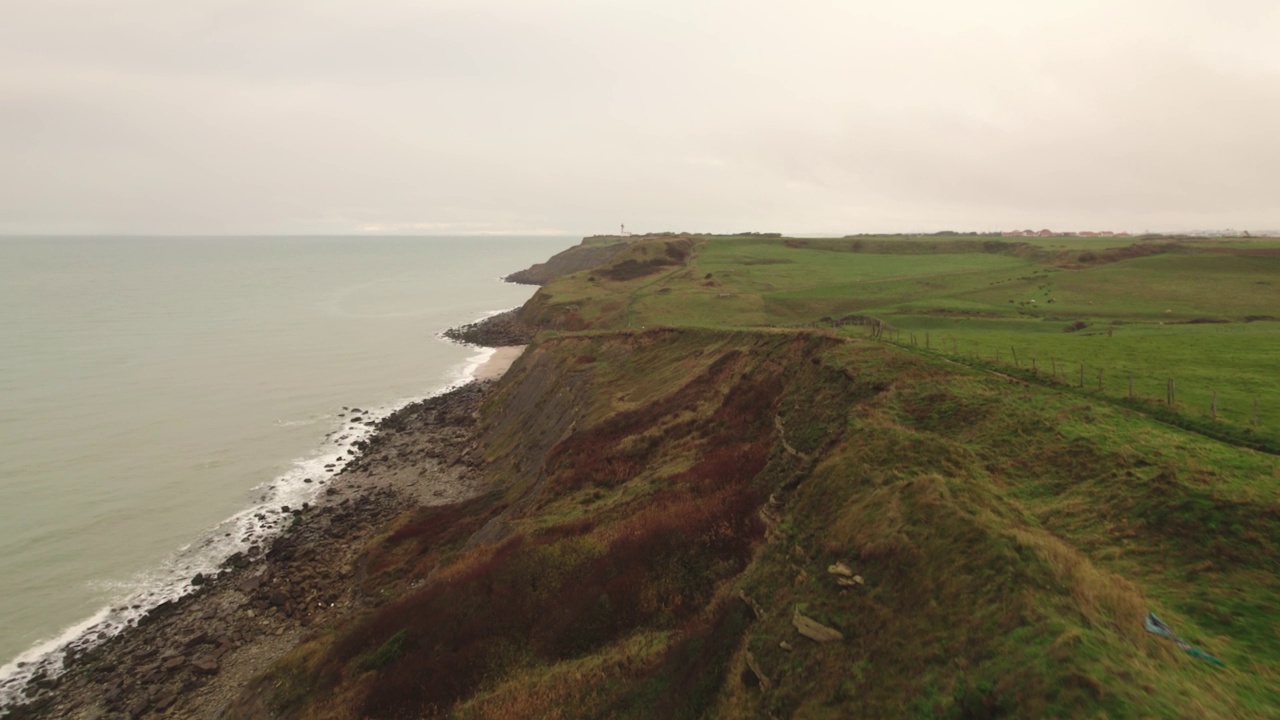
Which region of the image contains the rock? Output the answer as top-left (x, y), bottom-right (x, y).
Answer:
top-left (827, 561), bottom-right (854, 577)
top-left (126, 696), bottom-right (150, 717)
top-left (237, 574), bottom-right (263, 593)
top-left (183, 633), bottom-right (211, 649)
top-left (190, 655), bottom-right (219, 675)
top-left (191, 573), bottom-right (207, 586)
top-left (738, 589), bottom-right (766, 620)
top-left (792, 609), bottom-right (843, 643)
top-left (744, 650), bottom-right (771, 691)
top-left (837, 575), bottom-right (865, 587)
top-left (162, 656), bottom-right (185, 671)
top-left (153, 690), bottom-right (179, 712)
top-left (779, 641), bottom-right (794, 651)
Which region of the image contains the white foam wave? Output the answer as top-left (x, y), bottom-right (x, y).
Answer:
top-left (0, 327), bottom-right (498, 711)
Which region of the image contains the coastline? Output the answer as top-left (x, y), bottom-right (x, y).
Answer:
top-left (474, 345), bottom-right (525, 381)
top-left (0, 338), bottom-right (527, 719)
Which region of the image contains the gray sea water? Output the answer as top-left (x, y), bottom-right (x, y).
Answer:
top-left (0, 235), bottom-right (570, 705)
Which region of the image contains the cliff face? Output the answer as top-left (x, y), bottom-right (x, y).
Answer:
top-left (503, 238), bottom-right (633, 285)
top-left (233, 319), bottom-right (1278, 719)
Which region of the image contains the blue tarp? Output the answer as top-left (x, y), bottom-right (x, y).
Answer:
top-left (1145, 612), bottom-right (1226, 667)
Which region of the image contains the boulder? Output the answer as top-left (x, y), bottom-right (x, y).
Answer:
top-left (191, 655), bottom-right (219, 675)
top-left (236, 574), bottom-right (263, 594)
top-left (792, 609), bottom-right (843, 643)
top-left (826, 561), bottom-right (854, 577)
top-left (183, 633), bottom-right (211, 649)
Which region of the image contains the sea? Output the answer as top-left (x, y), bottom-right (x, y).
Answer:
top-left (0, 235), bottom-right (571, 707)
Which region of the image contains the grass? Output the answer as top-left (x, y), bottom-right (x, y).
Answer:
top-left (242, 234), bottom-right (1280, 719)
top-left (866, 320), bottom-right (1280, 436)
top-left (527, 234), bottom-right (1280, 448)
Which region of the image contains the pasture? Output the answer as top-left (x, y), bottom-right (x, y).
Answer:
top-left (558, 233), bottom-right (1280, 445)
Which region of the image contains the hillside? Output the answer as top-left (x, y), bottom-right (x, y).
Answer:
top-left (228, 234), bottom-right (1279, 719)
top-left (14, 234), bottom-right (1276, 719)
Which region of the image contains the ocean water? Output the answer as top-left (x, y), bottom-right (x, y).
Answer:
top-left (0, 235), bottom-right (569, 705)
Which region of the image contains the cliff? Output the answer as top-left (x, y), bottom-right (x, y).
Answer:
top-left (12, 234), bottom-right (1279, 719)
top-left (503, 237), bottom-right (633, 285)
top-left (229, 324), bottom-right (1277, 718)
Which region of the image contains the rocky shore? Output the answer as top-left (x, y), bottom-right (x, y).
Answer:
top-left (1, 381), bottom-right (496, 720)
top-left (443, 309), bottom-right (539, 347)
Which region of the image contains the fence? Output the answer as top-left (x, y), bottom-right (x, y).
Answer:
top-left (809, 318), bottom-right (1278, 454)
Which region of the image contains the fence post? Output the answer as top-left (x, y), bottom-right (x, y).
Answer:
top-left (1079, 363), bottom-right (1084, 388)
top-left (1031, 358), bottom-right (1037, 374)
top-left (1010, 346), bottom-right (1019, 368)
top-left (1051, 359), bottom-right (1058, 380)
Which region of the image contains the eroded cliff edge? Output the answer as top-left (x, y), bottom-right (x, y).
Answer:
top-left (12, 235), bottom-right (1279, 720)
top-left (223, 320), bottom-right (1273, 719)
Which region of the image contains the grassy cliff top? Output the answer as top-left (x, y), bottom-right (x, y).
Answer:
top-left (245, 234), bottom-right (1280, 720)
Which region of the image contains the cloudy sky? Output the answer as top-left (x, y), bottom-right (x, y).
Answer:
top-left (3, 1), bottom-right (1278, 236)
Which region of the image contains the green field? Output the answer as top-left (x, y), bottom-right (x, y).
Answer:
top-left (525, 234), bottom-right (1280, 444)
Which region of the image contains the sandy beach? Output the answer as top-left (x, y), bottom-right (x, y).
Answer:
top-left (475, 345), bottom-right (525, 381)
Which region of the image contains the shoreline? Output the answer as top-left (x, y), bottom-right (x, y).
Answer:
top-left (474, 345), bottom-right (525, 381)
top-left (0, 335), bottom-right (527, 718)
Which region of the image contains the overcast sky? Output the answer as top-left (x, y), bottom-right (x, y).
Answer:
top-left (3, 1), bottom-right (1278, 236)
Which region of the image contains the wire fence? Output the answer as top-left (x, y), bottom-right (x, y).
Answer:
top-left (812, 317), bottom-right (1278, 455)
